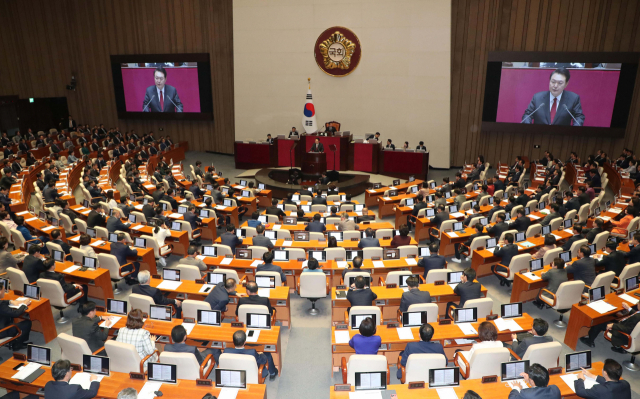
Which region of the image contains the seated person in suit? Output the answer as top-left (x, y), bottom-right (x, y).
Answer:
top-left (110, 233), bottom-right (140, 283)
top-left (44, 359), bottom-right (100, 399)
top-left (564, 191), bottom-right (581, 213)
top-left (296, 209), bottom-right (309, 222)
top-left (178, 245), bottom-right (208, 272)
top-left (358, 228), bottom-right (380, 248)
top-left (265, 198), bottom-right (286, 220)
top-left (397, 323), bottom-right (445, 380)
top-left (453, 189), bottom-right (466, 209)
top-left (462, 204), bottom-right (482, 227)
top-left (385, 139), bottom-right (395, 150)
top-left (341, 194), bottom-right (355, 206)
top-left (510, 208), bottom-right (530, 232)
top-left (133, 270), bottom-right (182, 317)
top-left (288, 127), bottom-right (298, 137)
top-left (86, 203), bottom-right (106, 228)
top-left (347, 276), bottom-right (378, 309)
top-left (446, 268), bottom-right (481, 318)
top-left (252, 224), bottom-right (274, 250)
top-left (540, 203), bottom-right (561, 226)
top-left (456, 321), bottom-right (504, 364)
top-left (220, 225), bottom-right (243, 254)
top-left (0, 284), bottom-right (31, 351)
top-left (492, 233), bottom-right (520, 286)
top-left (164, 324), bottom-right (212, 365)
top-left (222, 330), bottom-right (278, 380)
top-left (507, 318), bottom-right (553, 359)
top-left (534, 257), bottom-right (569, 309)
top-left (562, 224), bottom-right (584, 251)
top-left (596, 240), bottom-right (626, 277)
top-left (311, 189), bottom-right (327, 205)
top-left (431, 204), bottom-right (449, 234)
top-left (337, 212), bottom-right (358, 231)
top-left (580, 301), bottom-right (640, 351)
top-left (40, 258), bottom-right (88, 304)
top-left (624, 232), bottom-right (640, 264)
top-left (390, 224), bottom-right (412, 248)
top-left (246, 211), bottom-right (262, 228)
top-left (416, 141), bottom-right (427, 151)
top-left (418, 243), bottom-right (445, 280)
top-left (585, 218), bottom-right (604, 243)
top-left (205, 278), bottom-right (236, 311)
top-left (72, 302), bottom-right (114, 356)
top-left (348, 317), bottom-right (381, 355)
top-left (399, 276), bottom-right (431, 312)
top-left (341, 256), bottom-right (370, 280)
top-left (256, 251), bottom-right (286, 284)
top-left (23, 244), bottom-right (47, 284)
top-left (237, 281), bottom-right (274, 316)
top-left (509, 363), bottom-right (561, 399)
top-left (452, 223), bottom-right (487, 263)
top-left (305, 213), bottom-right (326, 233)
top-left (532, 234), bottom-right (556, 260)
top-left (488, 213), bottom-right (509, 238)
top-left (574, 359), bottom-right (630, 399)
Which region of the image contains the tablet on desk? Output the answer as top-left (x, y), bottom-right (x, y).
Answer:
top-left (560, 251), bottom-right (572, 262)
top-left (202, 245), bottom-right (217, 257)
top-left (265, 230), bottom-right (277, 240)
top-left (565, 351), bottom-right (591, 372)
top-left (328, 232), bottom-right (343, 242)
top-left (501, 360), bottom-right (529, 381)
top-left (294, 231), bottom-right (309, 241)
top-left (402, 311), bottom-right (427, 327)
top-left (626, 276), bottom-right (639, 292)
top-left (383, 249), bottom-right (399, 260)
top-left (255, 275), bottom-right (275, 289)
top-left (51, 250), bottom-right (64, 262)
top-left (86, 228), bottom-right (97, 238)
top-left (197, 309), bottom-right (221, 326)
top-left (429, 367), bottom-right (460, 387)
top-left (351, 314), bottom-right (376, 330)
top-left (246, 313), bottom-right (271, 329)
top-left (134, 237), bottom-right (146, 248)
top-left (354, 371), bottom-right (386, 391)
top-left (448, 271), bottom-right (462, 285)
top-left (82, 256), bottom-right (97, 270)
top-left (24, 284), bottom-right (40, 300)
top-left (108, 233), bottom-right (118, 243)
top-left (236, 248), bottom-right (252, 259)
top-left (148, 362), bottom-right (177, 384)
top-left (541, 225), bottom-right (551, 235)
top-left (309, 250), bottom-right (326, 262)
top-left (515, 232), bottom-right (526, 243)
top-left (273, 250), bottom-right (289, 261)
top-left (453, 307), bottom-right (477, 324)
top-left (149, 305), bottom-right (172, 322)
top-left (177, 205), bottom-right (188, 214)
top-left (419, 247), bottom-right (431, 257)
top-left (83, 354), bottom-right (110, 376)
top-left (501, 303), bottom-right (522, 318)
top-left (215, 369), bottom-right (246, 389)
top-left (529, 259), bottom-right (543, 272)
top-left (589, 286), bottom-right (605, 303)
top-left (107, 299), bottom-right (127, 315)
top-left (206, 272), bottom-right (226, 285)
top-left (346, 250), bottom-right (363, 261)
top-left (162, 268), bottom-right (180, 282)
top-left (27, 344), bottom-right (51, 366)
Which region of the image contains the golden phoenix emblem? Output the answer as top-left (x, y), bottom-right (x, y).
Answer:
top-left (318, 31), bottom-right (356, 70)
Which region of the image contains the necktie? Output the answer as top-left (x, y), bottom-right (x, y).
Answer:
top-left (550, 97), bottom-right (557, 124)
top-left (160, 90), bottom-right (164, 112)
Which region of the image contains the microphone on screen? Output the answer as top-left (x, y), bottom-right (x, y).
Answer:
top-left (166, 95), bottom-right (182, 113)
top-left (563, 104), bottom-right (581, 126)
top-left (142, 95), bottom-right (156, 112)
top-left (521, 103), bottom-right (545, 123)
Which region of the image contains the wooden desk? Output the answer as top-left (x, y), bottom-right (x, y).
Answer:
top-left (4, 291), bottom-right (57, 343)
top-left (215, 237), bottom-right (417, 251)
top-left (67, 234), bottom-right (158, 274)
top-left (330, 282), bottom-right (488, 323)
top-left (234, 141), bottom-right (277, 169)
top-left (231, 184), bottom-right (273, 208)
top-left (564, 287), bottom-right (640, 350)
top-left (246, 220), bottom-right (392, 232)
top-left (378, 150), bottom-right (429, 180)
top-left (364, 180), bottom-right (424, 209)
top-left (0, 358), bottom-right (267, 399)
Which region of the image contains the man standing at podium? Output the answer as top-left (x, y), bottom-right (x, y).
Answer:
top-left (310, 138), bottom-right (324, 153)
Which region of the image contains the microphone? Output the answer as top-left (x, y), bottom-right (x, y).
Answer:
top-left (142, 95), bottom-right (156, 112)
top-left (166, 94), bottom-right (182, 113)
top-left (563, 104), bottom-right (581, 126)
top-left (521, 103), bottom-right (545, 123)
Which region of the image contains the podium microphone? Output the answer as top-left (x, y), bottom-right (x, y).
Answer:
top-left (167, 95), bottom-right (182, 113)
top-left (521, 103), bottom-right (545, 123)
top-left (563, 104), bottom-right (581, 126)
top-left (142, 95), bottom-right (156, 112)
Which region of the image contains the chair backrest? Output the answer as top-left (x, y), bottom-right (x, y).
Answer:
top-left (577, 204), bottom-right (590, 223)
top-left (549, 217), bottom-right (563, 232)
top-left (522, 341), bottom-right (562, 369)
top-left (212, 244), bottom-right (232, 257)
top-left (159, 352), bottom-right (201, 380)
top-left (385, 271), bottom-right (413, 286)
top-left (311, 204), bottom-right (327, 212)
top-left (10, 229), bottom-right (26, 250)
top-left (95, 226), bottom-right (108, 240)
top-left (616, 263), bottom-right (640, 288)
top-left (405, 354), bottom-right (447, 384)
top-left (285, 248), bottom-right (306, 259)
top-left (460, 201), bottom-right (472, 211)
top-left (174, 265), bottom-right (202, 281)
top-left (214, 268), bottom-right (240, 284)
top-left (325, 247), bottom-right (346, 261)
top-left (438, 220), bottom-right (456, 237)
top-left (309, 232), bottom-right (324, 240)
top-left (499, 229), bottom-right (518, 242)
top-left (6, 267), bottom-right (29, 292)
top-left (75, 218), bottom-right (88, 233)
top-left (58, 333), bottom-right (92, 364)
top-left (564, 209), bottom-right (577, 221)
top-left (625, 322), bottom-right (640, 353)
top-left (569, 239), bottom-right (588, 258)
top-left (131, 211), bottom-right (146, 224)
top-left (243, 227), bottom-right (257, 238)
top-left (407, 303), bottom-right (439, 323)
top-left (467, 236), bottom-right (487, 252)
top-left (284, 204), bottom-right (297, 212)
top-left (97, 253), bottom-right (128, 280)
top-left (466, 347), bottom-right (511, 379)
top-left (375, 229), bottom-right (393, 239)
top-left (593, 231), bottom-right (610, 251)
top-left (343, 272), bottom-right (371, 285)
top-left (105, 341), bottom-right (142, 373)
top-left (507, 254), bottom-right (532, 281)
top-left (0, 222), bottom-right (12, 242)
top-left (247, 246), bottom-right (269, 260)
top-left (490, 210), bottom-right (505, 223)
top-left (340, 204), bottom-right (354, 212)
top-left (542, 247), bottom-right (563, 266)
top-left (237, 304), bottom-right (270, 325)
top-left (59, 214), bottom-right (74, 234)
top-left (590, 271), bottom-right (615, 290)
top-left (525, 224), bottom-right (541, 238)
top-left (554, 281), bottom-right (585, 309)
top-left (36, 279), bottom-right (68, 307)
top-left (218, 354), bottom-right (259, 384)
top-left (129, 293), bottom-right (154, 312)
top-left (346, 355), bottom-right (388, 386)
top-left (299, 272), bottom-right (327, 299)
top-left (182, 299), bottom-right (211, 319)
top-left (255, 271), bottom-right (282, 287)
top-left (348, 306), bottom-right (382, 327)
top-left (525, 199), bottom-right (538, 211)
top-left (362, 247), bottom-right (382, 260)
top-left (276, 229), bottom-right (291, 239)
top-left (342, 231), bottom-right (360, 241)
top-left (398, 245), bottom-right (418, 258)
top-left (464, 298), bottom-right (493, 319)
top-left (425, 269), bottom-right (451, 284)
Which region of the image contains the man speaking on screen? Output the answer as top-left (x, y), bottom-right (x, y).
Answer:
top-left (142, 66), bottom-right (183, 112)
top-left (521, 67), bottom-right (585, 126)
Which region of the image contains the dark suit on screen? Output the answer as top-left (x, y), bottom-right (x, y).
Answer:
top-left (142, 85), bottom-right (183, 112)
top-left (522, 90), bottom-right (585, 126)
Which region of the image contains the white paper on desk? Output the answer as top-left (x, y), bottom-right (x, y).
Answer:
top-left (435, 388), bottom-right (459, 399)
top-left (91, 240), bottom-right (105, 246)
top-left (196, 255), bottom-right (206, 261)
top-left (506, 379), bottom-right (528, 392)
top-left (457, 323), bottom-right (477, 335)
top-left (335, 330), bottom-right (351, 344)
top-left (197, 203), bottom-right (206, 208)
top-left (301, 260), bottom-right (308, 268)
top-left (372, 261), bottom-right (385, 268)
top-left (178, 199), bottom-right (188, 203)
top-left (601, 216), bottom-right (611, 221)
top-left (11, 362), bottom-right (41, 380)
top-left (215, 205), bottom-right (227, 210)
top-left (218, 387), bottom-right (240, 399)
top-left (132, 225), bottom-right (144, 230)
top-left (169, 213), bottom-right (182, 218)
top-left (220, 257), bottom-right (234, 265)
top-left (69, 372), bottom-right (105, 390)
top-left (610, 208), bottom-right (622, 213)
top-left (244, 329), bottom-right (261, 343)
top-left (25, 217), bottom-right (37, 222)
top-left (250, 260), bottom-right (263, 267)
top-left (157, 280), bottom-right (182, 290)
top-left (448, 283), bottom-right (458, 290)
top-left (138, 381), bottom-right (163, 399)
top-left (281, 240), bottom-right (293, 247)
top-left (368, 190), bottom-right (377, 194)
top-left (450, 212), bottom-right (464, 218)
top-left (16, 211), bottom-right (29, 216)
top-left (397, 327), bottom-right (414, 340)
top-left (619, 293), bottom-right (640, 305)
top-left (560, 373), bottom-right (598, 393)
top-left (564, 229), bottom-right (574, 234)
top-left (405, 257), bottom-right (418, 266)
top-left (134, 204), bottom-right (144, 210)
top-left (447, 232), bottom-right (459, 238)
top-left (82, 210), bottom-right (91, 215)
top-left (336, 261), bottom-right (348, 269)
top-left (587, 301), bottom-right (617, 314)
top-left (528, 215), bottom-right (541, 220)
top-left (41, 225), bottom-right (56, 231)
top-left (552, 234), bottom-right (563, 240)
top-left (199, 284), bottom-right (214, 293)
top-left (270, 239), bottom-right (277, 245)
top-left (182, 322), bottom-right (196, 335)
top-left (522, 272), bottom-right (541, 281)
top-left (272, 224), bottom-right (281, 230)
top-left (383, 197), bottom-right (392, 201)
top-left (100, 316), bottom-right (121, 328)
top-left (64, 265), bottom-right (81, 273)
top-left (258, 288), bottom-right (271, 298)
top-left (455, 338), bottom-right (475, 344)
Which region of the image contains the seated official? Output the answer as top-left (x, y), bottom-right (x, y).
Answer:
top-left (510, 208), bottom-right (530, 232)
top-left (418, 243), bottom-right (445, 280)
top-left (23, 244), bottom-right (47, 284)
top-left (44, 359), bottom-right (100, 399)
top-left (562, 224), bottom-right (584, 251)
top-left (111, 233), bottom-right (140, 283)
top-left (452, 223), bottom-right (487, 263)
top-left (337, 213), bottom-right (358, 231)
top-left (565, 245), bottom-right (596, 287)
top-left (347, 276), bottom-right (377, 309)
top-left (445, 268), bottom-right (481, 318)
top-left (397, 323), bottom-right (445, 379)
top-left (72, 302), bottom-right (115, 356)
top-left (574, 359), bottom-right (631, 398)
top-left (385, 139), bottom-right (395, 150)
top-left (341, 256), bottom-right (370, 280)
top-left (586, 218), bottom-right (604, 243)
top-left (507, 318), bottom-right (553, 359)
top-left (265, 198), bottom-right (286, 220)
top-left (221, 330), bottom-right (278, 380)
top-left (540, 203), bottom-right (561, 226)
top-left (311, 189), bottom-right (327, 205)
top-left (106, 211), bottom-right (131, 233)
top-left (86, 203), bottom-right (106, 228)
top-left (534, 258), bottom-right (568, 309)
top-left (246, 211), bottom-right (262, 228)
top-left (305, 213), bottom-right (326, 233)
top-left (303, 258), bottom-right (324, 273)
top-left (349, 317), bottom-right (381, 355)
top-left (165, 324), bottom-right (214, 365)
top-left (493, 233), bottom-right (519, 286)
top-left (40, 258), bottom-right (88, 304)
top-left (390, 224), bottom-right (412, 248)
top-left (184, 204), bottom-right (202, 233)
top-left (296, 209), bottom-right (309, 222)
top-left (580, 301), bottom-right (640, 351)
top-left (252, 224), bottom-right (274, 250)
top-left (624, 232), bottom-right (640, 264)
top-left (205, 278), bottom-right (237, 311)
top-left (49, 229), bottom-right (71, 255)
top-left (236, 281), bottom-right (274, 316)
top-left (133, 271), bottom-right (182, 317)
top-left (358, 228), bottom-right (380, 248)
top-left (0, 284), bottom-right (31, 350)
top-left (432, 204), bottom-right (449, 232)
top-left (456, 322), bottom-right (503, 364)
top-left (115, 309), bottom-right (158, 371)
top-left (487, 213), bottom-right (509, 238)
top-left (508, 363), bottom-right (561, 399)
top-left (596, 240), bottom-right (626, 276)
top-left (178, 245), bottom-right (208, 272)
top-left (532, 234), bottom-right (556, 260)
top-left (416, 141), bottom-right (427, 151)
top-left (0, 236), bottom-right (19, 273)
top-left (399, 276), bottom-right (431, 312)
top-left (220, 225), bottom-right (243, 254)
top-left (257, 251), bottom-right (286, 284)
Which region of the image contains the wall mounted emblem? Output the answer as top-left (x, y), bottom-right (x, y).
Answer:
top-left (315, 27), bottom-right (361, 77)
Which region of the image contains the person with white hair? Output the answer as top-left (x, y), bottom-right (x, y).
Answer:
top-left (132, 270), bottom-right (182, 317)
top-left (117, 388), bottom-right (137, 399)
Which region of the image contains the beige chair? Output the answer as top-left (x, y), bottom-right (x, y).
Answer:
top-left (0, 222), bottom-right (14, 246)
top-left (36, 278), bottom-right (84, 323)
top-left (538, 280), bottom-right (585, 327)
top-left (97, 253), bottom-right (135, 295)
top-left (237, 304), bottom-right (275, 327)
top-left (213, 244), bottom-right (233, 257)
top-left (346, 306), bottom-right (382, 327)
top-left (399, 303), bottom-right (439, 324)
top-left (340, 354), bottom-right (389, 385)
top-left (397, 353), bottom-right (447, 384)
top-left (425, 269), bottom-right (451, 284)
top-left (311, 204), bottom-right (327, 213)
top-left (58, 333), bottom-right (103, 364)
top-left (490, 210), bottom-right (505, 223)
top-left (518, 341), bottom-right (562, 369)
top-left (458, 236), bottom-right (488, 260)
top-left (129, 293), bottom-right (155, 313)
top-left (131, 211), bottom-right (146, 224)
top-left (569, 239), bottom-right (588, 259)
top-left (214, 268), bottom-right (241, 285)
top-left (525, 224), bottom-right (541, 238)
top-left (375, 229), bottom-right (393, 239)
top-left (182, 299), bottom-right (211, 319)
top-left (218, 353), bottom-right (265, 384)
top-left (142, 234), bottom-right (173, 264)
top-left (174, 265), bottom-right (202, 281)
top-left (243, 227), bottom-right (258, 238)
top-left (576, 204), bottom-right (590, 224)
top-left (604, 321), bottom-right (640, 371)
top-left (10, 229), bottom-right (39, 251)
top-left (343, 271), bottom-right (372, 286)
top-left (70, 247), bottom-right (90, 265)
top-left (6, 267), bottom-right (30, 292)
top-left (94, 226), bottom-right (108, 240)
top-left (325, 247), bottom-right (346, 261)
top-left (582, 271), bottom-right (615, 299)
top-left (105, 340), bottom-right (158, 373)
top-left (275, 229), bottom-right (291, 239)
top-left (611, 263), bottom-right (640, 290)
top-left (59, 214), bottom-right (76, 235)
top-left (564, 209), bottom-right (577, 221)
top-left (430, 220), bottom-right (456, 242)
top-left (362, 247), bottom-right (383, 260)
top-left (248, 246), bottom-right (269, 260)
top-left (75, 219), bottom-right (88, 234)
top-left (176, 220), bottom-right (201, 241)
top-left (298, 272), bottom-right (329, 315)
top-left (499, 229), bottom-right (518, 242)
top-left (542, 247), bottom-right (563, 267)
top-left (309, 232), bottom-right (324, 241)
top-left (549, 217), bottom-right (563, 232)
top-left (255, 271), bottom-right (282, 287)
top-left (342, 231), bottom-right (361, 241)
top-left (492, 253), bottom-right (531, 286)
top-left (462, 298), bottom-right (493, 319)
top-left (384, 271), bottom-right (415, 287)
top-left (454, 347), bottom-right (511, 379)
top-left (398, 245), bottom-right (418, 258)
top-left (159, 352), bottom-right (214, 380)
top-left (592, 231), bottom-right (610, 252)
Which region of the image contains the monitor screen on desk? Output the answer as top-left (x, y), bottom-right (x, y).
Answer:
top-left (530, 259), bottom-right (543, 272)
top-left (354, 371), bottom-right (386, 391)
top-left (236, 248), bottom-right (252, 259)
top-left (346, 250), bottom-right (363, 261)
top-left (283, 216), bottom-right (297, 225)
top-left (419, 247), bottom-right (431, 257)
top-left (265, 230), bottom-right (277, 240)
top-left (273, 250), bottom-right (289, 261)
top-left (501, 360), bottom-right (529, 381)
top-left (108, 233), bottom-right (118, 243)
top-left (294, 231), bottom-right (309, 241)
top-left (197, 309), bottom-right (221, 326)
top-left (148, 362), bottom-right (177, 384)
top-left (351, 314), bottom-right (376, 330)
top-left (215, 369), bottom-right (246, 389)
top-left (564, 219), bottom-right (573, 229)
top-left (134, 237), bottom-right (146, 248)
top-left (501, 303), bottom-right (522, 318)
top-left (515, 232), bottom-right (526, 242)
top-left (0, 278), bottom-right (7, 291)
top-left (83, 256), bottom-right (97, 269)
top-left (355, 204), bottom-right (364, 212)
top-left (24, 284), bottom-right (40, 300)
top-left (429, 367), bottom-right (460, 387)
top-left (170, 221), bottom-right (182, 231)
top-left (453, 307), bottom-right (477, 323)
top-left (383, 249), bottom-right (399, 260)
top-left (83, 354), bottom-right (110, 376)
top-left (626, 276), bottom-right (639, 292)
top-left (149, 305), bottom-right (172, 321)
top-left (486, 238), bottom-right (497, 249)
top-left (207, 272), bottom-right (226, 285)
top-left (51, 250), bottom-right (64, 262)
top-left (162, 268), bottom-right (180, 281)
top-left (589, 286), bottom-right (605, 302)
top-left (202, 245), bottom-right (217, 257)
top-left (541, 225), bottom-right (551, 235)
top-left (27, 345), bottom-right (51, 366)
top-left (560, 251), bottom-right (571, 262)
top-left (328, 232), bottom-right (343, 242)
top-left (255, 276), bottom-right (275, 289)
top-left (107, 299), bottom-right (127, 315)
top-left (448, 272), bottom-right (462, 284)
top-left (402, 311), bottom-right (427, 327)
top-left (309, 251), bottom-right (326, 262)
top-left (86, 228), bottom-right (96, 238)
top-left (566, 351), bottom-right (592, 372)
top-left (246, 313), bottom-right (271, 329)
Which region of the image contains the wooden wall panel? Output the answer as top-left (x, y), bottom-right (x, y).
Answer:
top-left (451, 0), bottom-right (640, 167)
top-left (0, 0), bottom-right (234, 154)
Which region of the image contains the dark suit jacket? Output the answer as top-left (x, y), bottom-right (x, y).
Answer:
top-left (220, 232), bottom-right (242, 254)
top-left (72, 315), bottom-right (109, 353)
top-left (509, 335), bottom-right (553, 359)
top-left (562, 234), bottom-right (583, 251)
top-left (23, 255), bottom-right (46, 283)
top-left (624, 245), bottom-right (640, 264)
top-left (399, 289), bottom-right (431, 312)
top-left (143, 85), bottom-right (183, 112)
top-left (397, 341), bottom-right (446, 378)
top-left (305, 221), bottom-right (326, 233)
top-left (0, 300), bottom-right (28, 330)
top-left (142, 204), bottom-right (156, 220)
top-left (87, 211), bottom-right (106, 228)
top-left (609, 311), bottom-right (640, 348)
top-left (310, 143), bottom-right (324, 153)
top-left (495, 244), bottom-right (519, 268)
top-left (540, 212), bottom-right (560, 226)
top-left (358, 237), bottom-right (380, 248)
top-left (39, 271), bottom-right (79, 297)
top-left (205, 281), bottom-right (234, 311)
top-left (110, 242), bottom-right (137, 265)
top-left (540, 268), bottom-right (569, 293)
top-left (586, 227), bottom-right (603, 244)
top-left (432, 211), bottom-right (450, 229)
top-left (132, 284), bottom-right (175, 306)
top-left (522, 90), bottom-right (584, 126)
top-left (265, 206), bottom-right (285, 219)
top-left (574, 375), bottom-right (631, 399)
top-left (184, 212), bottom-right (201, 230)
top-left (488, 222), bottom-right (509, 238)
top-left (347, 288), bottom-right (378, 307)
top-left (311, 196), bottom-right (327, 205)
top-left (44, 380), bottom-right (100, 399)
top-left (256, 263), bottom-right (286, 283)
top-left (565, 197), bottom-right (581, 212)
top-left (508, 385), bottom-right (561, 399)
top-left (517, 194), bottom-right (530, 207)
top-left (164, 342), bottom-right (204, 364)
top-left (152, 189), bottom-right (164, 204)
top-left (596, 251), bottom-right (626, 276)
top-left (511, 216), bottom-right (530, 232)
top-left (418, 255), bottom-right (446, 279)
top-left (453, 281), bottom-right (481, 307)
top-left (236, 294), bottom-right (274, 316)
top-left (106, 217), bottom-right (129, 233)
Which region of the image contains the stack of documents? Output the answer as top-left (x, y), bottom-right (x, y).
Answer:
top-left (586, 301), bottom-right (617, 314)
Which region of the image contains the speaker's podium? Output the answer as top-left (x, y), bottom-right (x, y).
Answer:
top-left (302, 151), bottom-right (327, 176)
